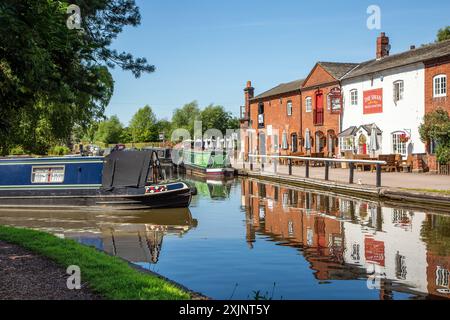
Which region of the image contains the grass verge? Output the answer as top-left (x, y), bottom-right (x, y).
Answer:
top-left (0, 225), bottom-right (191, 300)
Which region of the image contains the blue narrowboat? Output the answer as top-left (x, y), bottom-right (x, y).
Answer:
top-left (0, 151), bottom-right (196, 210)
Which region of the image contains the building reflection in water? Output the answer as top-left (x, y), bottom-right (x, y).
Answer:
top-left (240, 179), bottom-right (450, 299)
top-left (0, 208), bottom-right (197, 266)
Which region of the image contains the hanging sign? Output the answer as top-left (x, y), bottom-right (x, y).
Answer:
top-left (363, 88), bottom-right (383, 114)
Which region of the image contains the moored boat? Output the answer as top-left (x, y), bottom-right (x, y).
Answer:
top-left (0, 151), bottom-right (196, 210)
top-left (177, 149), bottom-right (235, 179)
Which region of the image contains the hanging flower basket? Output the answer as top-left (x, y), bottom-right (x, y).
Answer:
top-left (399, 134), bottom-right (410, 143)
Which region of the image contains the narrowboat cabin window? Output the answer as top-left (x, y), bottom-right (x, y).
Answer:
top-left (31, 166), bottom-right (65, 183)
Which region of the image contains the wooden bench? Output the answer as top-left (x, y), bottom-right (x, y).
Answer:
top-left (354, 154), bottom-right (371, 171)
top-left (372, 154), bottom-right (397, 172)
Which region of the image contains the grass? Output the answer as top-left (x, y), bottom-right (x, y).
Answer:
top-left (401, 188), bottom-right (450, 195)
top-left (0, 225), bottom-right (191, 300)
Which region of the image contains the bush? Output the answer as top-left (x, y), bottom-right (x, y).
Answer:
top-left (436, 145), bottom-right (450, 165)
top-left (49, 145), bottom-right (71, 156)
top-left (9, 146), bottom-right (27, 155)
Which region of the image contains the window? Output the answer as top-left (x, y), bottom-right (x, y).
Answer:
top-left (305, 97), bottom-right (312, 112)
top-left (291, 133), bottom-right (298, 152)
top-left (350, 90), bottom-right (358, 106)
top-left (282, 131), bottom-right (288, 150)
top-left (287, 101), bottom-right (293, 116)
top-left (392, 132), bottom-right (407, 156)
top-left (258, 102), bottom-right (264, 127)
top-left (393, 80), bottom-right (404, 102)
top-left (31, 166), bottom-right (65, 183)
top-left (327, 94), bottom-right (331, 110)
top-left (434, 75), bottom-right (447, 98)
top-left (273, 134), bottom-right (279, 152)
top-left (339, 137), bottom-right (354, 151)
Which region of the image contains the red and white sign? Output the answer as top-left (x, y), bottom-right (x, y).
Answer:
top-left (363, 89), bottom-right (383, 114)
top-left (364, 237), bottom-right (385, 267)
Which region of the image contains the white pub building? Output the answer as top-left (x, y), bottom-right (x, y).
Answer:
top-left (339, 33), bottom-right (442, 159)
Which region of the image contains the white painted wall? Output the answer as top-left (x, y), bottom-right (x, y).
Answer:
top-left (341, 63), bottom-right (426, 157)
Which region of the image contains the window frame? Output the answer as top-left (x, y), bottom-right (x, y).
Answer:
top-left (433, 74), bottom-right (447, 98)
top-left (350, 89), bottom-right (358, 106)
top-left (31, 166), bottom-right (65, 184)
top-left (286, 100), bottom-right (293, 116)
top-left (305, 97), bottom-right (312, 113)
top-left (392, 132), bottom-right (407, 156)
top-left (393, 80), bottom-right (404, 102)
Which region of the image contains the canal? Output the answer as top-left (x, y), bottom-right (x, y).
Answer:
top-left (0, 177), bottom-right (449, 300)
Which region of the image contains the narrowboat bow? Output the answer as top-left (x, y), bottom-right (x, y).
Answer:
top-left (0, 151), bottom-right (196, 210)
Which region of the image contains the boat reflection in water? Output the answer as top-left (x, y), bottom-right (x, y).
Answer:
top-left (241, 179), bottom-right (450, 299)
top-left (0, 208), bottom-right (197, 266)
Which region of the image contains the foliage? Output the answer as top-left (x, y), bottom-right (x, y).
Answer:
top-left (129, 105), bottom-right (157, 142)
top-left (437, 26), bottom-right (450, 42)
top-left (171, 101), bottom-right (201, 137)
top-left (0, 225), bottom-right (191, 300)
top-left (94, 115), bottom-right (124, 144)
top-left (200, 104), bottom-right (239, 135)
top-left (49, 145), bottom-right (71, 156)
top-left (9, 146), bottom-right (27, 155)
top-left (0, 0), bottom-right (153, 155)
top-left (154, 119), bottom-right (172, 141)
top-left (120, 127), bottom-right (133, 144)
top-left (419, 108), bottom-right (450, 164)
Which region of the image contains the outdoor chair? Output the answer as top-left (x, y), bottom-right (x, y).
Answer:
top-left (401, 155), bottom-right (414, 172)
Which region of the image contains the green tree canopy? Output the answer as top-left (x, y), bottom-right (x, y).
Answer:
top-left (0, 0), bottom-right (153, 154)
top-left (94, 116), bottom-right (124, 144)
top-left (437, 26), bottom-right (450, 42)
top-left (200, 105), bottom-right (235, 134)
top-left (171, 101), bottom-right (201, 137)
top-left (129, 105), bottom-right (157, 142)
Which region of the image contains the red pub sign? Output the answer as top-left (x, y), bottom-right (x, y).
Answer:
top-left (363, 88), bottom-right (383, 114)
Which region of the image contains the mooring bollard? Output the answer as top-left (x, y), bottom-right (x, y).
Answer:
top-left (325, 161), bottom-right (329, 181)
top-left (288, 158), bottom-right (292, 176)
top-left (349, 162), bottom-right (354, 184)
top-left (305, 160), bottom-right (310, 178)
top-left (376, 163), bottom-right (382, 188)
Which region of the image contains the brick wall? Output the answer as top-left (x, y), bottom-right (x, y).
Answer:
top-left (301, 65), bottom-right (341, 156)
top-left (425, 57), bottom-right (450, 114)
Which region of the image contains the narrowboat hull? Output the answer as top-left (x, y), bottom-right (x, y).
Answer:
top-left (0, 184), bottom-right (195, 210)
top-left (181, 163), bottom-right (235, 180)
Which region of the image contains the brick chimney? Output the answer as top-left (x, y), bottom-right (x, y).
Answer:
top-left (243, 81), bottom-right (254, 118)
top-left (376, 32), bottom-right (390, 59)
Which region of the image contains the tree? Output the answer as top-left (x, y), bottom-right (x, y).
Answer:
top-left (171, 101), bottom-right (201, 137)
top-left (437, 26), bottom-right (450, 42)
top-left (94, 116), bottom-right (124, 144)
top-left (200, 105), bottom-right (236, 134)
top-left (419, 108), bottom-right (450, 164)
top-left (129, 105), bottom-right (157, 142)
top-left (0, 0), bottom-right (154, 154)
top-left (154, 119), bottom-right (172, 141)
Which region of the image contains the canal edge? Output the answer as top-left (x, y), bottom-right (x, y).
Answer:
top-left (236, 169), bottom-right (450, 215)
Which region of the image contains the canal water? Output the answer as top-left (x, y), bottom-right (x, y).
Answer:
top-left (0, 177), bottom-right (449, 300)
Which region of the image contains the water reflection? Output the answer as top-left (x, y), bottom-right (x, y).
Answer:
top-left (0, 208), bottom-right (197, 266)
top-left (241, 179), bottom-right (450, 299)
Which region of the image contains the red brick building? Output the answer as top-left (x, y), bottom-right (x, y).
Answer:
top-left (301, 62), bottom-right (357, 156)
top-left (241, 79), bottom-right (303, 160)
top-left (424, 52), bottom-right (450, 172)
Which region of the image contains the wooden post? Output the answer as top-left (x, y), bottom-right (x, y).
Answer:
top-left (325, 161), bottom-right (329, 181)
top-left (376, 164), bottom-right (382, 188)
top-left (288, 158), bottom-right (292, 176)
top-left (349, 162), bottom-right (354, 184)
top-left (305, 160), bottom-right (310, 178)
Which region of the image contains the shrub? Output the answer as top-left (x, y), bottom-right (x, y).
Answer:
top-left (436, 144), bottom-right (450, 165)
top-left (49, 145), bottom-right (71, 156)
top-left (9, 146), bottom-right (26, 155)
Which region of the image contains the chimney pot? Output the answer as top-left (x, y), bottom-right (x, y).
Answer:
top-left (410, 45), bottom-right (416, 50)
top-left (246, 80), bottom-right (252, 88)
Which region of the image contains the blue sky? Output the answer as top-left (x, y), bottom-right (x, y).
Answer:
top-left (106, 0), bottom-right (450, 124)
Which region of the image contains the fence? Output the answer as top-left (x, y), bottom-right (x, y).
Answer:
top-left (244, 154), bottom-right (387, 188)
top-left (439, 162), bottom-right (450, 175)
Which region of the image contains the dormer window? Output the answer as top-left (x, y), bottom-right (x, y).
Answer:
top-left (393, 80), bottom-right (404, 102)
top-left (434, 75), bottom-right (447, 98)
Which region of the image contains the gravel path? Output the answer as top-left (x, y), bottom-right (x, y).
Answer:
top-left (0, 241), bottom-right (102, 300)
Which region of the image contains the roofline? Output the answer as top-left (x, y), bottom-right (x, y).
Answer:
top-left (249, 88), bottom-right (301, 102)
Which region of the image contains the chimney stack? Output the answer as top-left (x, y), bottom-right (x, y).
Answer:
top-left (244, 80), bottom-right (254, 103)
top-left (376, 32), bottom-right (390, 59)
top-left (410, 45), bottom-right (416, 50)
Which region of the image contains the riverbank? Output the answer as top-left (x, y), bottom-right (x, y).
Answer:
top-left (237, 168), bottom-right (450, 214)
top-left (0, 226), bottom-right (199, 300)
